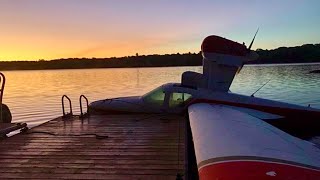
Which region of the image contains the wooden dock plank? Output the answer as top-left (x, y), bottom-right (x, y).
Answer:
top-left (0, 173), bottom-right (178, 180)
top-left (0, 114), bottom-right (186, 179)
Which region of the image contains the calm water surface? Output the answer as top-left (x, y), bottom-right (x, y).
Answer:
top-left (2, 63), bottom-right (320, 128)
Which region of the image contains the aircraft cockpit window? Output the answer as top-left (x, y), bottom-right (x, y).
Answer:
top-left (143, 87), bottom-right (165, 106)
top-left (169, 93), bottom-right (192, 108)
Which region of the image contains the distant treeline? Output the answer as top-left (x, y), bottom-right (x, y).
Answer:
top-left (0, 44), bottom-right (319, 70)
top-left (0, 53), bottom-right (201, 70)
top-left (255, 43), bottom-right (320, 64)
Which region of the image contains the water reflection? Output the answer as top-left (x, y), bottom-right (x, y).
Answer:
top-left (1, 63), bottom-right (320, 128)
top-left (231, 63), bottom-right (320, 107)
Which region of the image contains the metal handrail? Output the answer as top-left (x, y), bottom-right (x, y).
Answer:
top-left (61, 95), bottom-right (73, 117)
top-left (0, 72), bottom-right (5, 104)
top-left (0, 72), bottom-right (5, 122)
top-left (79, 95), bottom-right (89, 118)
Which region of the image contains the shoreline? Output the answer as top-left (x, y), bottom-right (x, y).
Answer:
top-left (0, 61), bottom-right (320, 72)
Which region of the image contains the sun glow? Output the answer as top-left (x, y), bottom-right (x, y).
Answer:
top-left (0, 0), bottom-right (319, 61)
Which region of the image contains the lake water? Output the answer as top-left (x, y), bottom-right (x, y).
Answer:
top-left (1, 63), bottom-right (320, 129)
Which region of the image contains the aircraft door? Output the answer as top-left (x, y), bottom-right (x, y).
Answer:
top-left (166, 92), bottom-right (193, 113)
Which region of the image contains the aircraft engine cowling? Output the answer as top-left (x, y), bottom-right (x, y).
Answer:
top-left (181, 71), bottom-right (206, 88)
top-left (201, 35), bottom-right (258, 91)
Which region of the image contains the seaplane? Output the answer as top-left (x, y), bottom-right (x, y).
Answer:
top-left (89, 31), bottom-right (320, 179)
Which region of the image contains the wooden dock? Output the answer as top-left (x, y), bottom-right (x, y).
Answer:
top-left (0, 114), bottom-right (187, 179)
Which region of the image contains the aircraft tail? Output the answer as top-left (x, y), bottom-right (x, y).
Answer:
top-left (201, 35), bottom-right (258, 91)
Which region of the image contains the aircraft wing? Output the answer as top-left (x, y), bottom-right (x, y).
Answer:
top-left (188, 103), bottom-right (320, 179)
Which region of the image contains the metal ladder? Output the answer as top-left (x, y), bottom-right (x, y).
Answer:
top-left (79, 95), bottom-right (89, 118)
top-left (61, 95), bottom-right (73, 119)
top-left (61, 95), bottom-right (89, 119)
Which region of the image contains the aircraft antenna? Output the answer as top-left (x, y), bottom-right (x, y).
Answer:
top-left (248, 28), bottom-right (259, 51)
top-left (237, 28), bottom-right (259, 74)
top-left (251, 79), bottom-right (271, 97)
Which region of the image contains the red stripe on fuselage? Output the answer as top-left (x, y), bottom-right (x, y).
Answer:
top-left (199, 161), bottom-right (320, 180)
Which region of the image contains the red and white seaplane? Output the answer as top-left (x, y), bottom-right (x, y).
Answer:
top-left (90, 32), bottom-right (320, 179)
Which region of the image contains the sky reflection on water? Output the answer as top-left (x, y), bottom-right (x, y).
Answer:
top-left (1, 63), bottom-right (320, 127)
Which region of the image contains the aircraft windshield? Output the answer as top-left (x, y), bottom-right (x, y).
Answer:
top-left (143, 87), bottom-right (165, 106)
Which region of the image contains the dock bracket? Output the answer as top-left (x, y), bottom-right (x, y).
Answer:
top-left (79, 95), bottom-right (89, 119)
top-left (61, 95), bottom-right (73, 119)
top-left (0, 122), bottom-right (28, 139)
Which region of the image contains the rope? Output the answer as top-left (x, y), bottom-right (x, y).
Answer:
top-left (24, 113), bottom-right (170, 140)
top-left (24, 114), bottom-right (166, 139)
top-left (25, 131), bottom-right (109, 139)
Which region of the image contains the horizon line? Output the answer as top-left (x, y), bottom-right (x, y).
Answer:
top-left (1, 42), bottom-right (319, 62)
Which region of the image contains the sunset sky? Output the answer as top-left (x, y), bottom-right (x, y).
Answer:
top-left (0, 0), bottom-right (319, 61)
